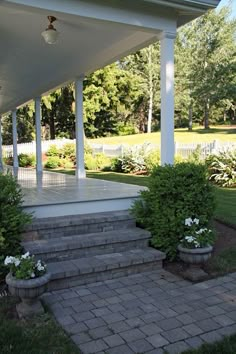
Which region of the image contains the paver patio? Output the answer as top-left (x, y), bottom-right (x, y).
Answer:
top-left (43, 269), bottom-right (236, 354)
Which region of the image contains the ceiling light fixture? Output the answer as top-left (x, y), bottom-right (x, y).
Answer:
top-left (41, 16), bottom-right (59, 45)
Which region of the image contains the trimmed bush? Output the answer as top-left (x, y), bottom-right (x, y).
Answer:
top-left (0, 172), bottom-right (32, 279)
top-left (131, 163), bottom-right (215, 260)
top-left (44, 156), bottom-right (61, 169)
top-left (206, 150), bottom-right (236, 188)
top-left (18, 153), bottom-right (36, 167)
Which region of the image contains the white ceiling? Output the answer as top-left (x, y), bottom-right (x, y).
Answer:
top-left (0, 0), bottom-right (220, 115)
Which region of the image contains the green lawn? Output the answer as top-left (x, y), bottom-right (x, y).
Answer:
top-left (0, 297), bottom-right (80, 354)
top-left (88, 126), bottom-right (236, 145)
top-left (214, 187), bottom-right (236, 227)
top-left (55, 169), bottom-right (236, 226)
top-left (182, 334), bottom-right (236, 354)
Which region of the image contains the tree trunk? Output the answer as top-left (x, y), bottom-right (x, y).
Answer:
top-left (188, 104), bottom-right (193, 131)
top-left (147, 46), bottom-right (153, 134)
top-left (49, 113), bottom-right (55, 139)
top-left (204, 100), bottom-right (210, 129)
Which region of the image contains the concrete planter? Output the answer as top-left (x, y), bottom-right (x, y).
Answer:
top-left (177, 244), bottom-right (213, 264)
top-left (6, 272), bottom-right (51, 318)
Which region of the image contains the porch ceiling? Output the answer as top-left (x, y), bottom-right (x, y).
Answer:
top-left (0, 0), bottom-right (220, 115)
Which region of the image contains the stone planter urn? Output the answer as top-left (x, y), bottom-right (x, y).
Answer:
top-left (177, 244), bottom-right (213, 264)
top-left (6, 272), bottom-right (51, 318)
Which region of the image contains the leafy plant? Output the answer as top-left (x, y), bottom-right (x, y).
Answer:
top-left (85, 153), bottom-right (111, 171)
top-left (44, 156), bottom-right (61, 169)
top-left (180, 217), bottom-right (215, 248)
top-left (0, 172), bottom-right (32, 278)
top-left (144, 150), bottom-right (160, 173)
top-left (18, 153), bottom-right (36, 168)
top-left (131, 163), bottom-right (215, 260)
top-left (206, 150), bottom-right (236, 187)
top-left (46, 145), bottom-right (60, 157)
top-left (4, 252), bottom-right (46, 280)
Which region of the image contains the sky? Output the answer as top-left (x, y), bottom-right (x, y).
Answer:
top-left (217, 0), bottom-right (236, 18)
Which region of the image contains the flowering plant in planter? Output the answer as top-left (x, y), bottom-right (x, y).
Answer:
top-left (4, 252), bottom-right (47, 280)
top-left (180, 217), bottom-right (215, 249)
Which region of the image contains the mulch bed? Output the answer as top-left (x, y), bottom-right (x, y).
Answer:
top-left (164, 220), bottom-right (236, 280)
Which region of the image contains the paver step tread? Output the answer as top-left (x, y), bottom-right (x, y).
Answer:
top-left (47, 248), bottom-right (166, 280)
top-left (26, 210), bottom-right (134, 230)
top-left (23, 228), bottom-right (151, 254)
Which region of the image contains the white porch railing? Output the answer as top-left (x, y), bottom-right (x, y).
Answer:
top-left (2, 139), bottom-right (236, 159)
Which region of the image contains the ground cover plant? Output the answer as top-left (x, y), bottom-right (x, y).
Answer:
top-left (206, 150), bottom-right (236, 187)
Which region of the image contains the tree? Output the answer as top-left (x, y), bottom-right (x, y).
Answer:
top-left (176, 6), bottom-right (236, 129)
top-left (124, 43), bottom-right (160, 133)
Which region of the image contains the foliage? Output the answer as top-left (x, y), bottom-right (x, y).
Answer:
top-left (46, 144), bottom-right (60, 157)
top-left (18, 153), bottom-right (36, 168)
top-left (206, 150), bottom-right (236, 187)
top-left (180, 217), bottom-right (215, 249)
top-left (85, 153), bottom-right (111, 171)
top-left (144, 150), bottom-right (160, 173)
top-left (0, 172), bottom-right (32, 279)
top-left (4, 252), bottom-right (46, 280)
top-left (131, 163), bottom-right (215, 260)
top-left (44, 156), bottom-right (61, 169)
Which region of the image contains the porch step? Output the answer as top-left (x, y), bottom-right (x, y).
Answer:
top-left (22, 228), bottom-right (150, 262)
top-left (47, 248), bottom-right (166, 290)
top-left (22, 210), bottom-right (135, 241)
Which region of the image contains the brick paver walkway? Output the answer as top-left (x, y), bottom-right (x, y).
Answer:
top-left (43, 270), bottom-right (236, 354)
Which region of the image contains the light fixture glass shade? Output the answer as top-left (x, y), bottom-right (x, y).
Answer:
top-left (41, 28), bottom-right (59, 44)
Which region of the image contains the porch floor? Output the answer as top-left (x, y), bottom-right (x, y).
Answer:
top-left (6, 167), bottom-right (145, 218)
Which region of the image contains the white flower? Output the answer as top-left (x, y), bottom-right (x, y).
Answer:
top-left (31, 272), bottom-right (35, 278)
top-left (14, 258), bottom-right (21, 267)
top-left (185, 235), bottom-right (195, 243)
top-left (193, 218), bottom-right (199, 225)
top-left (21, 252), bottom-right (30, 259)
top-left (185, 218), bottom-right (193, 227)
top-left (4, 256), bottom-right (16, 265)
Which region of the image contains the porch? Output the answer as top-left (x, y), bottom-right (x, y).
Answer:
top-left (6, 167), bottom-right (145, 218)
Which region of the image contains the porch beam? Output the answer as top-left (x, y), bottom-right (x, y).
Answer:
top-left (160, 31), bottom-right (176, 165)
top-left (75, 76), bottom-right (86, 179)
top-left (12, 109), bottom-right (19, 168)
top-left (0, 115), bottom-right (3, 171)
top-left (35, 97), bottom-right (43, 173)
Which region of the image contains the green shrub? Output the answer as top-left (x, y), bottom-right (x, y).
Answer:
top-left (111, 157), bottom-right (123, 172)
top-left (46, 144), bottom-right (60, 157)
top-left (18, 153), bottom-right (36, 167)
top-left (131, 163), bottom-right (215, 260)
top-left (59, 158), bottom-right (74, 169)
top-left (61, 143), bottom-right (76, 162)
top-left (44, 156), bottom-right (61, 169)
top-left (144, 150), bottom-right (160, 173)
top-left (206, 150), bottom-right (236, 188)
top-left (85, 154), bottom-right (97, 170)
top-left (0, 172), bottom-right (32, 279)
top-left (84, 153), bottom-right (111, 171)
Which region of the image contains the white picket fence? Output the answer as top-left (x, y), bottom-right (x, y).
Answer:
top-left (2, 138), bottom-right (236, 159)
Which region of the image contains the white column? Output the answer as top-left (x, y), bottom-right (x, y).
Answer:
top-left (12, 109), bottom-right (19, 168)
top-left (35, 97), bottom-right (43, 173)
top-left (160, 31), bottom-right (176, 165)
top-left (0, 115), bottom-right (3, 171)
top-left (75, 76), bottom-right (86, 179)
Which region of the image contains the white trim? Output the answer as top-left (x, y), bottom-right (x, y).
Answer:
top-left (35, 97), bottom-right (43, 173)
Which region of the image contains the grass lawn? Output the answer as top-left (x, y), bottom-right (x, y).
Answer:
top-left (88, 126), bottom-right (236, 145)
top-left (0, 296), bottom-right (80, 354)
top-left (214, 187), bottom-right (236, 227)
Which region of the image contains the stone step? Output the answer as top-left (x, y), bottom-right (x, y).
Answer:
top-left (22, 228), bottom-right (151, 262)
top-left (47, 248), bottom-right (166, 290)
top-left (22, 210), bottom-right (135, 241)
